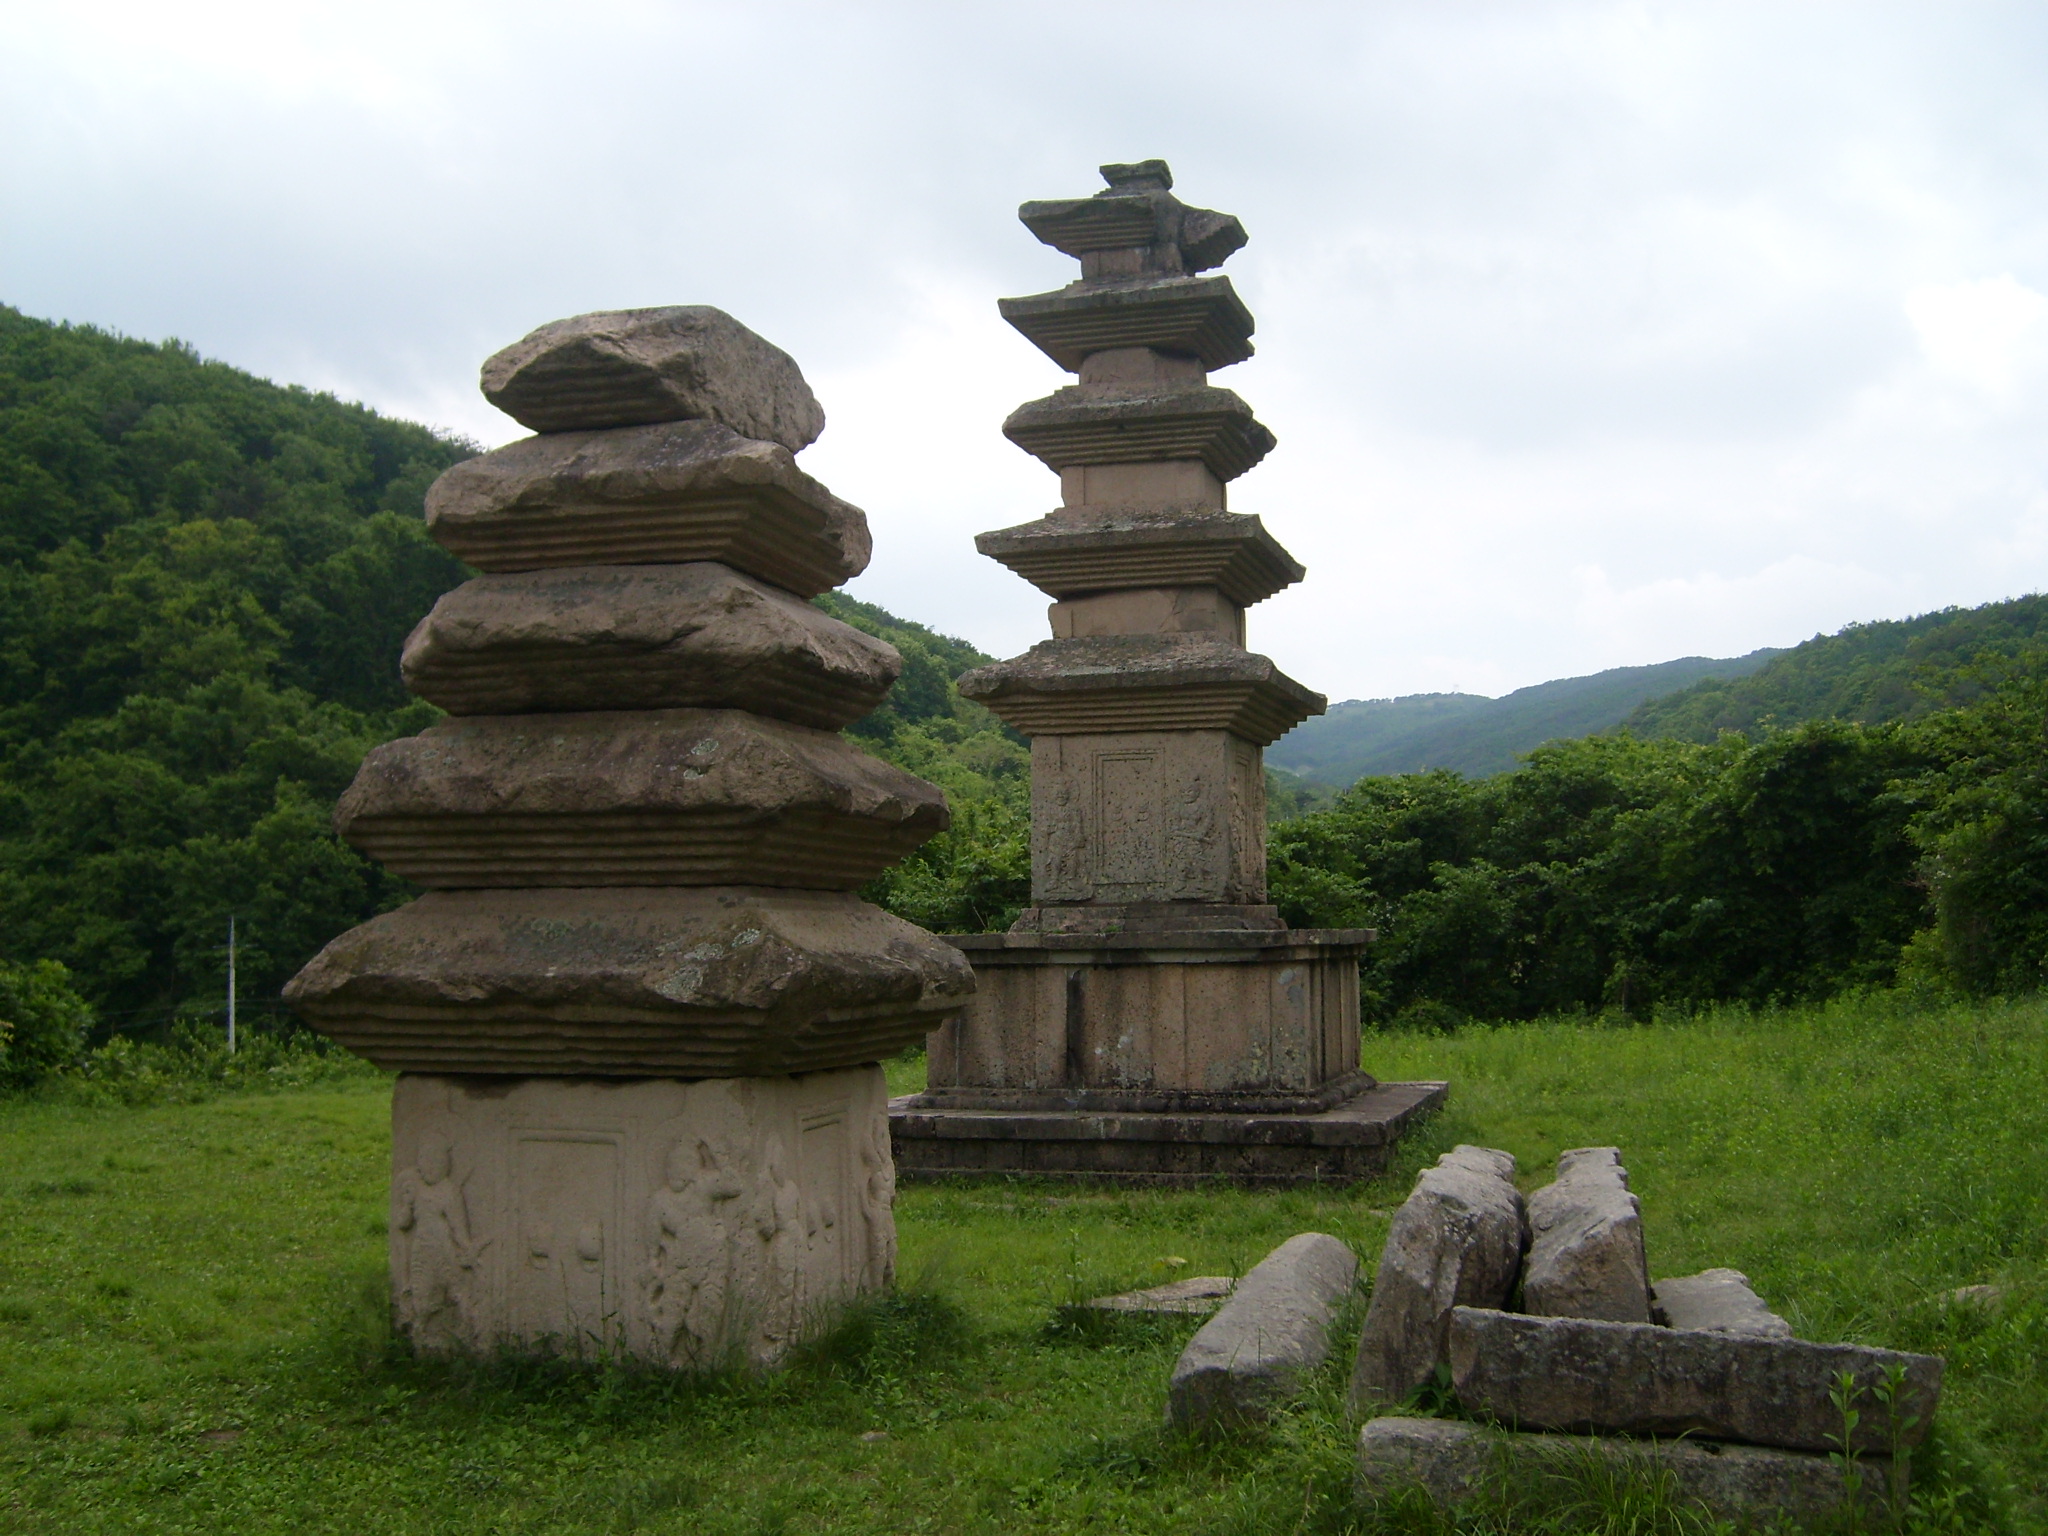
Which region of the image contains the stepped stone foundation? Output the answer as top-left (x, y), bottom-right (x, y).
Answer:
top-left (290, 306), bottom-right (970, 1364)
top-left (889, 162), bottom-right (1443, 1183)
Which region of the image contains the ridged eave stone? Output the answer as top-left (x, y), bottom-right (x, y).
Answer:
top-left (999, 276), bottom-right (1254, 372)
top-left (284, 887), bottom-right (975, 1076)
top-left (425, 420), bottom-right (870, 594)
top-left (1003, 386), bottom-right (1275, 481)
top-left (401, 563), bottom-right (900, 728)
top-left (336, 708), bottom-right (948, 889)
top-left (957, 637), bottom-right (1323, 744)
top-left (974, 510), bottom-right (1303, 606)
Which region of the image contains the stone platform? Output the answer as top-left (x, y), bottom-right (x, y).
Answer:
top-left (889, 1078), bottom-right (1445, 1184)
top-left (889, 923), bottom-right (1445, 1183)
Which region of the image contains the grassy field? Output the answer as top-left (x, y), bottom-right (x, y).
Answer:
top-left (1, 994), bottom-right (2044, 1534)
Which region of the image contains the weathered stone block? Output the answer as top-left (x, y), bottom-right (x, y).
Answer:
top-left (1354, 1416), bottom-right (1901, 1525)
top-left (336, 708), bottom-right (947, 888)
top-left (1347, 1147), bottom-right (1526, 1412)
top-left (390, 1067), bottom-right (890, 1367)
top-left (1652, 1268), bottom-right (1793, 1338)
top-left (285, 886), bottom-right (975, 1077)
top-left (958, 635), bottom-right (1323, 742)
top-left (1521, 1147), bottom-right (1652, 1323)
top-left (401, 563), bottom-right (900, 727)
top-left (480, 306), bottom-right (825, 448)
top-left (1168, 1233), bottom-right (1359, 1433)
top-left (1048, 586), bottom-right (1244, 643)
top-left (1448, 1308), bottom-right (1942, 1454)
top-left (425, 420), bottom-right (868, 594)
top-left (1019, 161), bottom-right (1247, 278)
top-left (1004, 384), bottom-right (1274, 480)
top-left (975, 509), bottom-right (1304, 605)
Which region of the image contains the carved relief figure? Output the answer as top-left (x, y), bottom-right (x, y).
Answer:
top-left (1166, 774), bottom-right (1219, 897)
top-left (1036, 773), bottom-right (1087, 899)
top-left (750, 1133), bottom-right (805, 1360)
top-left (644, 1129), bottom-right (747, 1366)
top-left (394, 1132), bottom-right (482, 1350)
top-left (855, 1106), bottom-right (897, 1291)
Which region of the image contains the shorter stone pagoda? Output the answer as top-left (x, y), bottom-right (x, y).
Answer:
top-left (889, 163), bottom-right (1444, 1182)
top-left (287, 307), bottom-right (971, 1366)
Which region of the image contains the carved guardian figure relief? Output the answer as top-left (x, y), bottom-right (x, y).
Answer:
top-left (394, 1131), bottom-right (482, 1350)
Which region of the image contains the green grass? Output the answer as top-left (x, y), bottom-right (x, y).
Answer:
top-left (1, 994), bottom-right (2044, 1534)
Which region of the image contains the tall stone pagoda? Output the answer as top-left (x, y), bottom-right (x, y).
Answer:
top-left (286, 306), bottom-right (972, 1366)
top-left (890, 162), bottom-right (1444, 1182)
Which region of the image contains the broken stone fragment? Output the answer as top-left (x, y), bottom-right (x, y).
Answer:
top-left (1651, 1269), bottom-right (1793, 1337)
top-left (1168, 1233), bottom-right (1359, 1434)
top-left (335, 708), bottom-right (948, 889)
top-left (1521, 1146), bottom-right (1653, 1323)
top-left (1018, 160), bottom-right (1248, 279)
top-left (425, 419), bottom-right (869, 594)
top-left (401, 563), bottom-right (900, 728)
top-left (480, 306), bottom-right (826, 448)
top-left (1004, 385), bottom-right (1275, 481)
top-left (999, 275), bottom-right (1255, 373)
top-left (1354, 1417), bottom-right (1903, 1526)
top-left (1447, 1308), bottom-right (1942, 1454)
top-left (957, 634), bottom-right (1323, 743)
top-left (283, 886), bottom-right (976, 1076)
top-left (1085, 1276), bottom-right (1235, 1315)
top-left (975, 509), bottom-right (1304, 606)
top-left (1347, 1146), bottom-right (1526, 1413)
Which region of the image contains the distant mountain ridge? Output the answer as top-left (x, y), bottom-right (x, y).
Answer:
top-left (1622, 594), bottom-right (2048, 742)
top-left (1270, 651), bottom-right (1782, 785)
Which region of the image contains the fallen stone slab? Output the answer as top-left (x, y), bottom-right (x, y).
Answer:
top-left (1086, 1276), bottom-right (1234, 1315)
top-left (481, 305), bottom-right (826, 448)
top-left (1653, 1269), bottom-right (1793, 1338)
top-left (1348, 1147), bottom-right (1526, 1413)
top-left (1168, 1233), bottom-right (1357, 1434)
top-left (1354, 1416), bottom-right (1901, 1525)
top-left (1522, 1147), bottom-right (1651, 1323)
top-left (1448, 1308), bottom-right (1941, 1454)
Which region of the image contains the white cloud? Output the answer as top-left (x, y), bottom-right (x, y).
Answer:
top-left (1905, 275), bottom-right (2048, 396)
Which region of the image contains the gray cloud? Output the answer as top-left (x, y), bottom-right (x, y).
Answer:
top-left (6, 1), bottom-right (2048, 698)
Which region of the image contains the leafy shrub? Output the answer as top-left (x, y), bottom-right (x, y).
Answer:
top-left (0, 958), bottom-right (93, 1087)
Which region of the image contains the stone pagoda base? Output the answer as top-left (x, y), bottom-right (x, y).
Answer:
top-left (888, 926), bottom-right (1447, 1183)
top-left (391, 1067), bottom-right (895, 1368)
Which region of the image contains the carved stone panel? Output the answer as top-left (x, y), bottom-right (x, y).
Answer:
top-left (389, 1067), bottom-right (894, 1368)
top-left (1030, 730), bottom-right (1264, 907)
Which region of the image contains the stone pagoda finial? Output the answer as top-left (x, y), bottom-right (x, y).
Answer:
top-left (287, 305), bottom-right (972, 1367)
top-left (1019, 159), bottom-right (1249, 282)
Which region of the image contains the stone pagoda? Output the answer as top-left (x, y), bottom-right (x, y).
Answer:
top-left (889, 162), bottom-right (1443, 1182)
top-left (286, 306), bottom-right (972, 1367)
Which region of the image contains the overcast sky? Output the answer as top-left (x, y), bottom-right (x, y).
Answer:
top-left (7, 2), bottom-right (2048, 702)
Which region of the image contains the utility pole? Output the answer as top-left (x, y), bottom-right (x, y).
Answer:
top-left (226, 917), bottom-right (237, 1055)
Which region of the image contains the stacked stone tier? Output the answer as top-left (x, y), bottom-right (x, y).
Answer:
top-left (402, 563), bottom-right (897, 728)
top-left (975, 510), bottom-right (1303, 606)
top-left (1004, 385), bottom-right (1274, 480)
top-left (283, 887), bottom-right (974, 1076)
top-left (337, 709), bottom-right (946, 889)
top-left (426, 420), bottom-right (869, 595)
top-left (958, 637), bottom-right (1322, 745)
top-left (999, 275), bottom-right (1254, 372)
